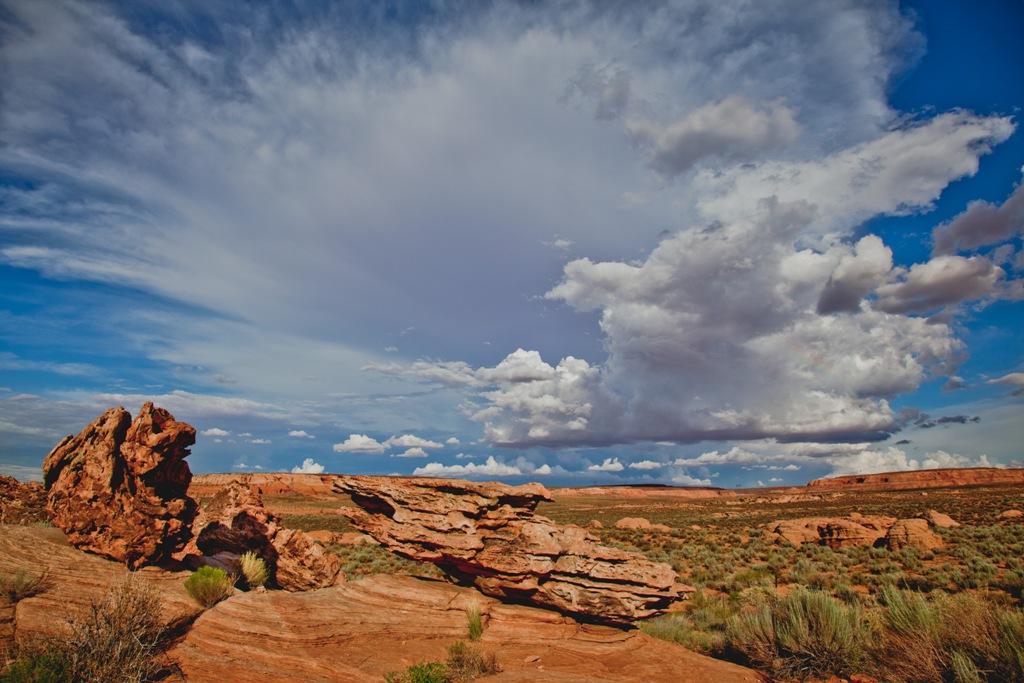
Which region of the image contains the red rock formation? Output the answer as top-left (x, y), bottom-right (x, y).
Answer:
top-left (333, 476), bottom-right (688, 625)
top-left (0, 475), bottom-right (47, 525)
top-left (917, 510), bottom-right (960, 528)
top-left (42, 403), bottom-right (197, 569)
top-left (886, 518), bottom-right (943, 551)
top-left (550, 485), bottom-right (736, 499)
top-left (180, 482), bottom-right (341, 591)
top-left (808, 467), bottom-right (1024, 491)
top-left (614, 517), bottom-right (671, 532)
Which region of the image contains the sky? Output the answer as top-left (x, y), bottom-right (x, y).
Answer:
top-left (1, 0), bottom-right (1022, 488)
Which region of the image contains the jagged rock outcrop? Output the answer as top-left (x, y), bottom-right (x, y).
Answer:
top-left (0, 475), bottom-right (47, 525)
top-left (42, 403), bottom-right (197, 569)
top-left (886, 518), bottom-right (943, 551)
top-left (808, 467), bottom-right (1024, 491)
top-left (333, 476), bottom-right (688, 625)
top-left (179, 482), bottom-right (341, 591)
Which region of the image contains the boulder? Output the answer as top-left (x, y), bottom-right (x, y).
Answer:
top-left (886, 518), bottom-right (943, 552)
top-left (614, 517), bottom-right (671, 532)
top-left (42, 403), bottom-right (197, 569)
top-left (334, 476), bottom-right (688, 625)
top-left (997, 509), bottom-right (1023, 520)
top-left (766, 515), bottom-right (896, 548)
top-left (917, 510), bottom-right (960, 528)
top-left (0, 475), bottom-right (47, 525)
top-left (180, 482), bottom-right (342, 591)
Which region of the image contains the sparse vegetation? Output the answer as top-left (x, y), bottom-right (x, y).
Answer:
top-left (381, 641), bottom-right (499, 683)
top-left (465, 604), bottom-right (483, 641)
top-left (184, 566), bottom-right (233, 608)
top-left (238, 551), bottom-right (269, 589)
top-left (0, 569), bottom-right (51, 604)
top-left (1, 577), bottom-right (167, 683)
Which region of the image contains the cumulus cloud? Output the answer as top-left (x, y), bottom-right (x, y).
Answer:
top-left (333, 434), bottom-right (385, 454)
top-left (628, 460), bottom-right (665, 470)
top-left (413, 456), bottom-right (522, 477)
top-left (626, 96), bottom-right (799, 177)
top-left (291, 458), bottom-right (325, 474)
top-left (201, 427), bottom-right (231, 437)
top-left (933, 181), bottom-right (1024, 255)
top-left (987, 372), bottom-right (1024, 387)
top-left (395, 447), bottom-right (428, 458)
top-left (250, 438), bottom-right (271, 444)
top-left (288, 430), bottom-right (315, 439)
top-left (875, 255), bottom-right (1004, 314)
top-left (587, 457), bottom-right (624, 472)
top-left (671, 472), bottom-right (713, 486)
top-left (816, 235), bottom-right (893, 314)
top-left (826, 447), bottom-right (991, 477)
top-left (384, 434), bottom-right (443, 450)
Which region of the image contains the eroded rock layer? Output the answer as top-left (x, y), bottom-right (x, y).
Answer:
top-left (42, 403), bottom-right (197, 569)
top-left (179, 481), bottom-right (342, 591)
top-left (333, 475), bottom-right (687, 625)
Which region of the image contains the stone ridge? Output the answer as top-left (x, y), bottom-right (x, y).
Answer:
top-left (334, 475), bottom-right (688, 625)
top-left (808, 467), bottom-right (1024, 491)
top-left (42, 402), bottom-right (197, 569)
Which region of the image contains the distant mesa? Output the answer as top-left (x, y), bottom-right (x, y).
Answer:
top-left (808, 467), bottom-right (1024, 491)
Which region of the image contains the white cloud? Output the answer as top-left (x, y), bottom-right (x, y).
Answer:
top-left (825, 446), bottom-right (992, 477)
top-left (288, 430), bottom-right (315, 439)
top-left (395, 447), bottom-right (428, 458)
top-left (628, 460), bottom-right (665, 470)
top-left (987, 373), bottom-right (1024, 387)
top-left (626, 95), bottom-right (799, 177)
top-left (291, 458), bottom-right (325, 474)
top-left (384, 434), bottom-right (443, 450)
top-left (933, 181), bottom-right (1024, 255)
top-left (534, 463), bottom-right (553, 475)
top-left (333, 434), bottom-right (385, 454)
top-left (875, 255), bottom-right (1004, 314)
top-left (250, 438), bottom-right (271, 444)
top-left (587, 457), bottom-right (624, 472)
top-left (671, 472), bottom-right (712, 486)
top-left (446, 437), bottom-right (460, 445)
top-left (413, 456), bottom-right (522, 477)
top-left (201, 427), bottom-right (231, 437)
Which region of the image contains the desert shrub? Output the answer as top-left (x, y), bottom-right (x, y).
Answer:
top-left (876, 585), bottom-right (1024, 683)
top-left (238, 551), bottom-right (269, 589)
top-left (444, 640), bottom-right (499, 680)
top-left (184, 566), bottom-right (233, 608)
top-left (2, 577), bottom-right (167, 683)
top-left (726, 568), bottom-right (772, 593)
top-left (383, 661), bottom-right (449, 683)
top-left (465, 604), bottom-right (483, 641)
top-left (0, 569), bottom-right (51, 604)
top-left (727, 588), bottom-right (871, 680)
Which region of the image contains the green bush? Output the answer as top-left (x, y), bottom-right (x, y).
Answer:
top-left (0, 648), bottom-right (70, 683)
top-left (383, 661), bottom-right (449, 683)
top-left (238, 551), bottom-right (269, 589)
top-left (184, 566), bottom-right (233, 608)
top-left (727, 588), bottom-right (872, 680)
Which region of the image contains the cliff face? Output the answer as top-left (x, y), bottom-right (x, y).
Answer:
top-left (808, 467), bottom-right (1024, 491)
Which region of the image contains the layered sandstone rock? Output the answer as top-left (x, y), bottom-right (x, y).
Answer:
top-left (0, 475), bottom-right (47, 525)
top-left (886, 518), bottom-right (943, 551)
top-left (190, 472), bottom-right (336, 498)
top-left (180, 482), bottom-right (341, 591)
top-left (918, 510), bottom-right (960, 528)
top-left (766, 513), bottom-right (944, 551)
top-left (333, 476), bottom-right (687, 625)
top-left (614, 517), bottom-right (671, 532)
top-left (42, 403), bottom-right (197, 569)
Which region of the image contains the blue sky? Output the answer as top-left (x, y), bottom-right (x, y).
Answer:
top-left (1, 0), bottom-right (1021, 487)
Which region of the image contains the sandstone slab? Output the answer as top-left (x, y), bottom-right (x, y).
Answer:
top-left (886, 518), bottom-right (943, 551)
top-left (334, 476), bottom-right (688, 625)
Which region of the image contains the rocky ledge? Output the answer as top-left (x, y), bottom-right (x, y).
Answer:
top-left (808, 467), bottom-right (1024, 491)
top-left (334, 475), bottom-right (689, 625)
